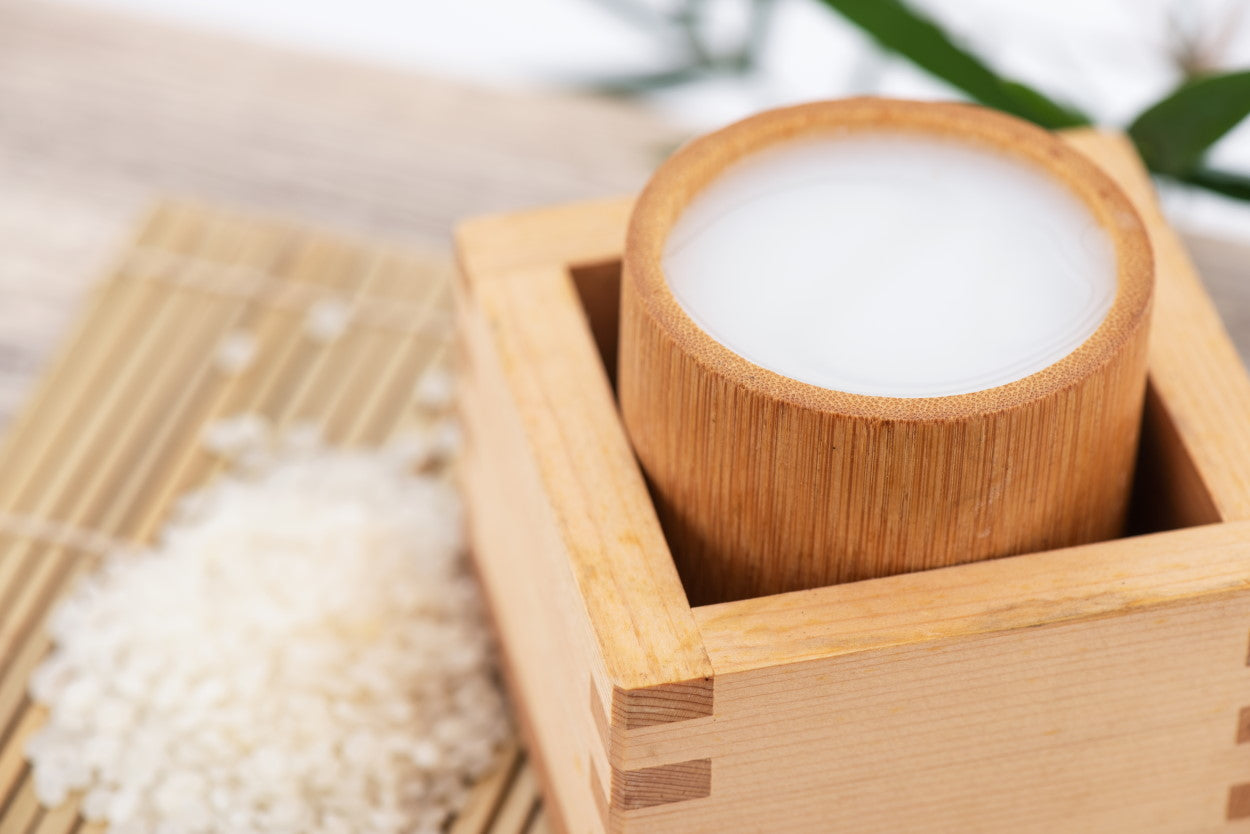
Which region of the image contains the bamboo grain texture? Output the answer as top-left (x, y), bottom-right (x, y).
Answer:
top-left (619, 100), bottom-right (1156, 604)
top-left (0, 203), bottom-right (541, 834)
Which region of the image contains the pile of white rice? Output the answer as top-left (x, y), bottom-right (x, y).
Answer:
top-left (26, 424), bottom-right (509, 834)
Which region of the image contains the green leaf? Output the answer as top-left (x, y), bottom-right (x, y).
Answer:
top-left (1128, 71), bottom-right (1250, 177)
top-left (1178, 166), bottom-right (1250, 201)
top-left (817, 0), bottom-right (1091, 129)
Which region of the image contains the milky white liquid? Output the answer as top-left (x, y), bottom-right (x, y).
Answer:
top-left (663, 133), bottom-right (1117, 397)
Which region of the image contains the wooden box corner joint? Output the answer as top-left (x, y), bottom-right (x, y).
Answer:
top-left (588, 679), bottom-right (715, 819)
top-left (456, 132), bottom-right (1250, 833)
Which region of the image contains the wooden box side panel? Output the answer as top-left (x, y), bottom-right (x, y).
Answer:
top-left (458, 260), bottom-right (711, 691)
top-left (459, 281), bottom-right (611, 833)
top-left (690, 522), bottom-right (1250, 674)
top-left (457, 260), bottom-right (715, 831)
top-left (610, 524), bottom-right (1250, 832)
top-left (455, 196), bottom-right (635, 280)
top-left (1132, 380), bottom-right (1221, 530)
top-left (1065, 130), bottom-right (1250, 523)
top-left (629, 586), bottom-right (1250, 833)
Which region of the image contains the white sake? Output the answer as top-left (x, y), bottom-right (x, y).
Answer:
top-left (663, 132), bottom-right (1117, 398)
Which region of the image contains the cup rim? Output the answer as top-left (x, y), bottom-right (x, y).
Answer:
top-left (622, 97), bottom-right (1154, 422)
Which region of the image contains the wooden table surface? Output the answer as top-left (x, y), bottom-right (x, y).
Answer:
top-left (0, 0), bottom-right (683, 429)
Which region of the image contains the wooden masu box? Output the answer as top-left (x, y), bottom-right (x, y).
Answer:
top-left (455, 132), bottom-right (1250, 833)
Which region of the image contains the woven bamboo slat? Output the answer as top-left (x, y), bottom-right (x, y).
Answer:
top-left (0, 202), bottom-right (539, 834)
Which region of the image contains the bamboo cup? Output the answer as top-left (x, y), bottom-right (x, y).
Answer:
top-left (618, 98), bottom-right (1154, 605)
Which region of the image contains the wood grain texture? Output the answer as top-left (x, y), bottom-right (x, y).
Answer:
top-left (610, 759), bottom-right (711, 811)
top-left (1129, 380), bottom-right (1221, 532)
top-left (457, 129), bottom-right (1250, 832)
top-left (651, 525), bottom-right (1250, 832)
top-left (458, 262), bottom-right (711, 691)
top-left (611, 680), bottom-right (714, 730)
top-left (1187, 231), bottom-right (1250, 361)
top-left (669, 581), bottom-right (1250, 833)
top-left (459, 316), bottom-right (607, 834)
top-left (458, 258), bottom-right (713, 833)
top-left (456, 199), bottom-right (637, 283)
top-left (691, 520), bottom-right (1250, 675)
top-left (1065, 131), bottom-right (1250, 523)
top-left (619, 99), bottom-right (1156, 603)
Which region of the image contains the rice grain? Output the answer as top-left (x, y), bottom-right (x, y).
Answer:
top-left (26, 431), bottom-right (509, 834)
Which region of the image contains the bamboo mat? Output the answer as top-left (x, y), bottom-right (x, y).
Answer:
top-left (0, 202), bottom-right (545, 834)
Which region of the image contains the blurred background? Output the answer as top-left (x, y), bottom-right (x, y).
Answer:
top-left (3, 0), bottom-right (1249, 424)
